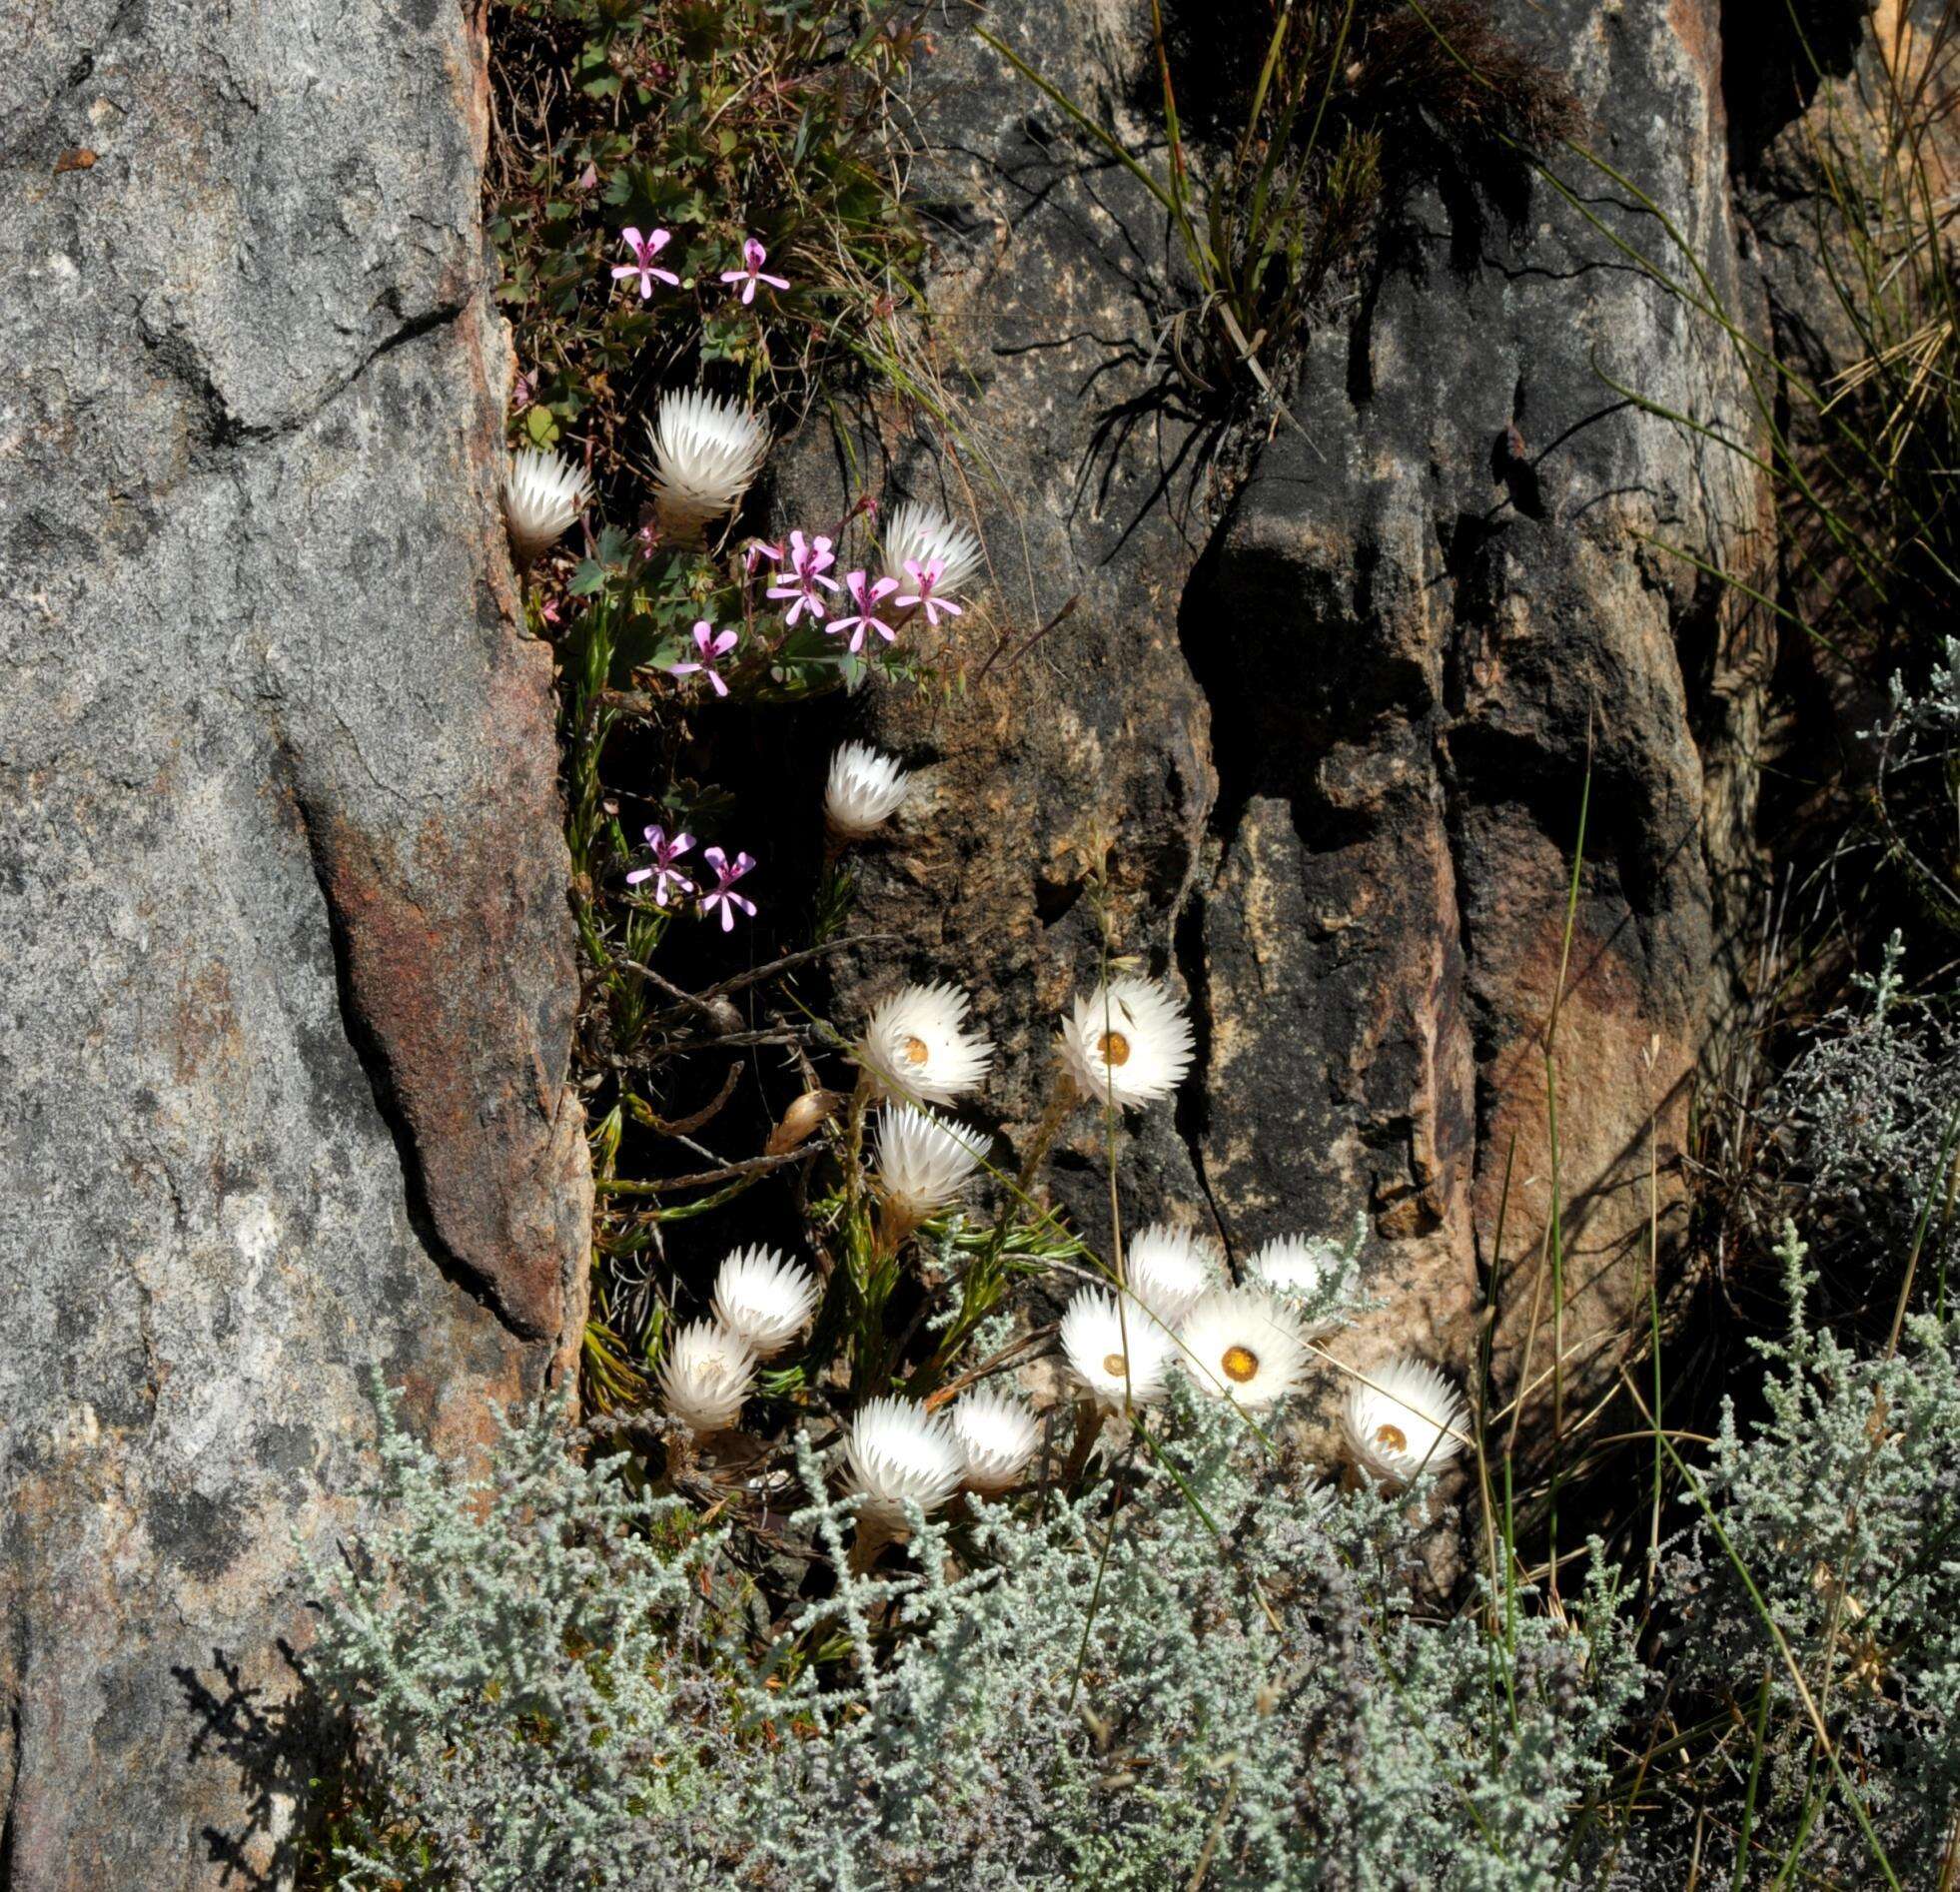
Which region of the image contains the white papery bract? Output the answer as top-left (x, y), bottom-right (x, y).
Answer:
top-left (952, 1389), bottom-right (1041, 1493)
top-left (1342, 1355), bottom-right (1470, 1485)
top-left (1245, 1233), bottom-right (1336, 1298)
top-left (1060, 1289), bottom-right (1175, 1409)
top-left (1176, 1288), bottom-right (1310, 1414)
top-left (879, 499), bottom-right (985, 598)
top-left (1059, 976), bottom-right (1196, 1109)
top-left (874, 1104), bottom-right (989, 1220)
top-left (657, 1320), bottom-right (757, 1434)
top-left (1123, 1223), bottom-right (1222, 1325)
top-left (645, 389), bottom-right (768, 541)
top-left (856, 980), bottom-right (994, 1106)
top-left (1245, 1233), bottom-right (1346, 1336)
top-left (824, 742), bottom-right (911, 839)
top-left (844, 1396), bottom-right (964, 1530)
top-left (710, 1247), bottom-right (820, 1359)
top-left (503, 449), bottom-right (592, 566)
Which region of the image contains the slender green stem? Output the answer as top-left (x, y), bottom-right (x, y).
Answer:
top-left (1732, 1666), bottom-right (1775, 1892)
top-left (1541, 732), bottom-right (1593, 1602)
top-left (1622, 1371), bottom-right (1902, 1890)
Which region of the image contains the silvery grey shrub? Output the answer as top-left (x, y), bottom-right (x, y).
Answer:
top-left (306, 1384), bottom-right (1644, 1890)
top-left (309, 1263), bottom-right (1960, 1889)
top-left (1627, 1231), bottom-right (1960, 1887)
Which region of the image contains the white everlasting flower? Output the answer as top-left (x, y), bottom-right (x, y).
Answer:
top-left (1123, 1222), bottom-right (1222, 1326)
top-left (710, 1246), bottom-right (820, 1359)
top-left (1245, 1233), bottom-right (1337, 1297)
top-left (1176, 1288), bottom-right (1310, 1413)
top-left (825, 741), bottom-right (911, 840)
top-left (503, 449), bottom-right (592, 566)
top-left (657, 1319), bottom-right (756, 1434)
top-left (1245, 1233), bottom-right (1345, 1337)
top-left (644, 389), bottom-right (768, 541)
top-left (844, 1396), bottom-right (964, 1530)
top-left (856, 980), bottom-right (994, 1106)
top-left (1058, 976), bottom-right (1196, 1109)
top-left (1342, 1355), bottom-right (1470, 1486)
top-left (874, 1103), bottom-right (990, 1221)
top-left (952, 1388), bottom-right (1041, 1493)
top-left (880, 498), bottom-right (985, 598)
top-left (1059, 1288), bottom-right (1176, 1409)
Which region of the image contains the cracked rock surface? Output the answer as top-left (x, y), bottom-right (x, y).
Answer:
top-left (0, 0), bottom-right (587, 1881)
top-left (803, 0), bottom-right (1773, 1451)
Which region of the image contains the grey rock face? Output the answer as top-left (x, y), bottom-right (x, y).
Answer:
top-left (811, 0), bottom-right (1769, 1443)
top-left (0, 1), bottom-right (585, 1883)
top-left (1189, 0), bottom-right (1768, 1410)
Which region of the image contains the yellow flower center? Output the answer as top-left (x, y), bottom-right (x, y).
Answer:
top-left (1103, 1352), bottom-right (1128, 1378)
top-left (1222, 1345), bottom-right (1260, 1385)
top-left (1374, 1421), bottom-right (1409, 1454)
top-left (901, 1034), bottom-right (930, 1065)
top-left (1098, 1030), bottom-right (1132, 1066)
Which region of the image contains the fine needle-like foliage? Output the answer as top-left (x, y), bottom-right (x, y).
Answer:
top-left (308, 1384), bottom-right (1651, 1890)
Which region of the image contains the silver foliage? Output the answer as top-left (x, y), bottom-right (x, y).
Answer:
top-left (309, 1386), bottom-right (1643, 1889)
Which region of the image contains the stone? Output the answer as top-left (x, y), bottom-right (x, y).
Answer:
top-left (797, 0), bottom-right (1773, 1457)
top-left (0, 0), bottom-right (586, 1883)
top-left (1726, 0), bottom-right (1949, 796)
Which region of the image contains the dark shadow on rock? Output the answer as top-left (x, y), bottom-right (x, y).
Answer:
top-left (1721, 0), bottom-right (1866, 171)
top-left (1177, 502), bottom-right (1428, 854)
top-left (175, 1643), bottom-right (341, 1888)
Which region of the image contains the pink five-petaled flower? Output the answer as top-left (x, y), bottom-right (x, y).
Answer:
top-left (671, 619), bottom-right (738, 696)
top-left (718, 238), bottom-right (790, 307)
top-left (896, 556), bottom-right (963, 628)
top-left (828, 569), bottom-right (901, 653)
top-left (697, 847), bottom-right (757, 931)
top-left (625, 825), bottom-right (695, 905)
top-left (766, 530), bottom-right (841, 626)
top-left (611, 226), bottom-right (680, 300)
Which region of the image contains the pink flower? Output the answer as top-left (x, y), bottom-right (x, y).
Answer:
top-left (625, 825), bottom-right (695, 904)
top-left (828, 569), bottom-right (901, 653)
top-left (896, 556), bottom-right (962, 628)
top-left (765, 530), bottom-right (841, 625)
top-left (511, 370), bottom-right (533, 413)
top-left (698, 847), bottom-right (757, 930)
top-left (744, 538), bottom-right (783, 574)
top-left (671, 619), bottom-right (738, 695)
top-left (718, 237), bottom-right (790, 306)
top-left (575, 163), bottom-right (598, 192)
top-left (611, 226), bottom-right (679, 300)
